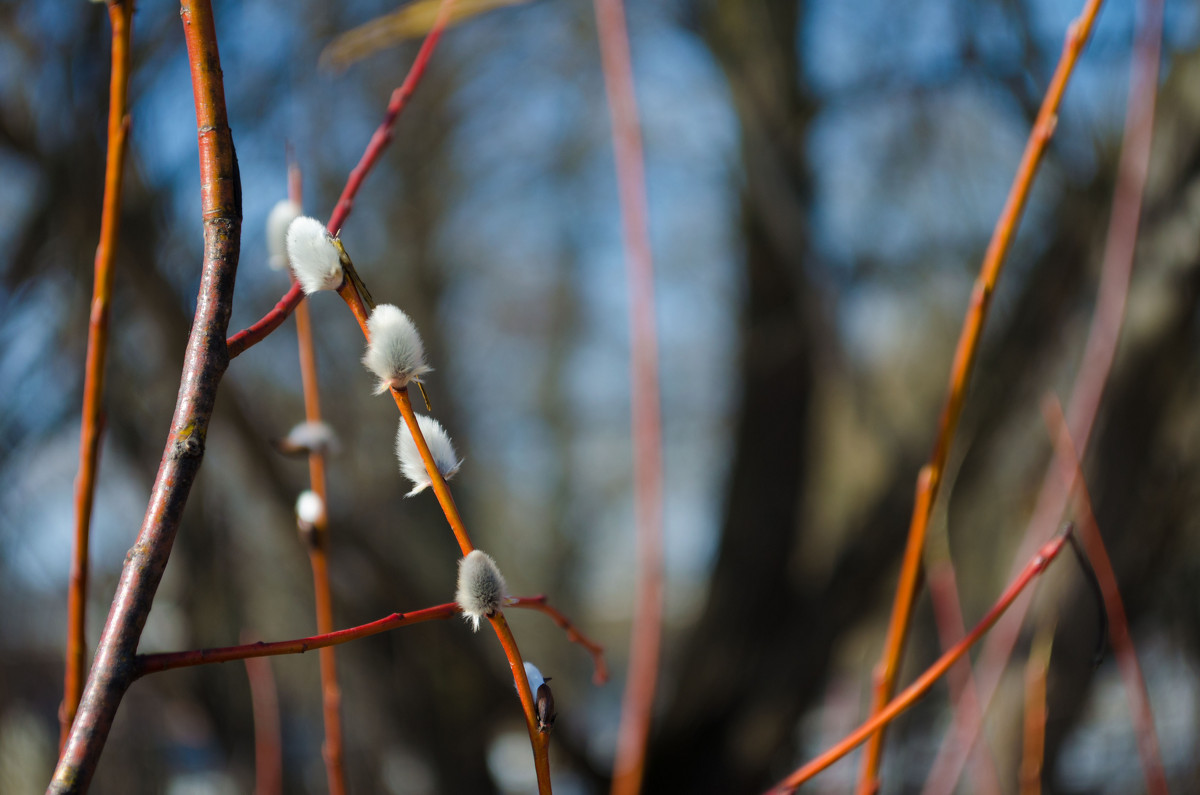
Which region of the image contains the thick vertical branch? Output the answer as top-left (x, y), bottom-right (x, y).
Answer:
top-left (593, 2), bottom-right (665, 794)
top-left (48, 1), bottom-right (240, 790)
top-left (858, 1), bottom-right (1105, 788)
top-left (63, 0), bottom-right (134, 748)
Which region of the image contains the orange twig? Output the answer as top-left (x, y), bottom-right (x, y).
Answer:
top-left (858, 1), bottom-right (1106, 788)
top-left (489, 611), bottom-right (553, 794)
top-left (769, 531), bottom-right (1071, 794)
top-left (225, 0), bottom-right (457, 359)
top-left (510, 596), bottom-right (609, 685)
top-left (923, 0), bottom-right (1163, 787)
top-left (288, 167), bottom-right (347, 795)
top-left (1044, 400), bottom-right (1168, 794)
top-left (592, 1), bottom-right (665, 793)
top-left (62, 0), bottom-right (134, 749)
top-left (334, 269), bottom-right (548, 789)
top-left (242, 633), bottom-right (283, 795)
top-left (1018, 623), bottom-right (1054, 795)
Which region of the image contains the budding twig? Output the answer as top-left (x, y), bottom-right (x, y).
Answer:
top-left (859, 1), bottom-right (1107, 788)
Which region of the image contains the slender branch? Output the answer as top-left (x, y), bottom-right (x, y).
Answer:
top-left (489, 611), bottom-right (553, 794)
top-left (334, 262), bottom-right (547, 789)
top-left (242, 633), bottom-right (283, 795)
top-left (921, 0), bottom-right (1163, 788)
top-left (1017, 623), bottom-right (1054, 795)
top-left (135, 598), bottom-right (598, 676)
top-left (858, 1), bottom-right (1106, 788)
top-left (49, 1), bottom-right (241, 790)
top-left (510, 596), bottom-right (609, 685)
top-left (137, 605), bottom-right (459, 675)
top-left (592, 1), bottom-right (665, 793)
top-left (1044, 400), bottom-right (1168, 794)
top-left (225, 0), bottom-right (457, 359)
top-left (62, 0), bottom-right (134, 749)
top-left (768, 531), bottom-right (1071, 794)
top-left (288, 167), bottom-right (347, 795)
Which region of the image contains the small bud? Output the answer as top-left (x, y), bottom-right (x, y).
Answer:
top-left (363, 304), bottom-right (431, 394)
top-left (295, 490), bottom-right (325, 526)
top-left (395, 414), bottom-right (461, 497)
top-left (273, 420), bottom-right (341, 457)
top-left (266, 199), bottom-right (302, 271)
top-left (455, 549), bottom-right (507, 632)
top-left (521, 663), bottom-right (556, 733)
top-left (285, 216), bottom-right (344, 294)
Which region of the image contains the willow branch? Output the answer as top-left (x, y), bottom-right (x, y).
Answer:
top-left (49, 1), bottom-right (240, 790)
top-left (770, 531), bottom-right (1071, 794)
top-left (62, 0), bottom-right (134, 749)
top-left (858, 0), bottom-right (1106, 788)
top-left (921, 0), bottom-right (1163, 787)
top-left (591, 1), bottom-right (665, 793)
top-left (225, 0), bottom-right (457, 359)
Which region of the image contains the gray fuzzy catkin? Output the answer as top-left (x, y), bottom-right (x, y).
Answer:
top-left (456, 550), bottom-right (507, 632)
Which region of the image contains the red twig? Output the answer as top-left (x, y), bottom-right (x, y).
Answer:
top-left (62, 0), bottom-right (134, 749)
top-left (768, 532), bottom-right (1071, 794)
top-left (1044, 400), bottom-right (1168, 794)
top-left (49, 1), bottom-right (241, 790)
top-left (134, 598), bottom-right (600, 678)
top-left (137, 604), bottom-right (459, 675)
top-left (925, 555), bottom-right (1002, 795)
top-left (225, 0), bottom-right (457, 359)
top-left (242, 633), bottom-right (283, 795)
top-left (510, 596), bottom-right (609, 685)
top-left (922, 0), bottom-right (1163, 788)
top-left (858, 0), bottom-right (1106, 788)
top-left (592, 1), bottom-right (665, 793)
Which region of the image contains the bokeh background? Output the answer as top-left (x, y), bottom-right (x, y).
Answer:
top-left (2, 0), bottom-right (1200, 792)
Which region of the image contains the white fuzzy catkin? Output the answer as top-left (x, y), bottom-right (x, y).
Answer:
top-left (285, 216), bottom-right (344, 294)
top-left (456, 550), bottom-right (507, 632)
top-left (363, 304), bottom-right (431, 394)
top-left (395, 414), bottom-right (461, 497)
top-left (281, 420), bottom-right (340, 455)
top-left (295, 490), bottom-right (325, 525)
top-left (266, 199), bottom-right (302, 271)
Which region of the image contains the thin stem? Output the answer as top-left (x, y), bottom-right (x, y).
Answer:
top-left (1044, 400), bottom-right (1168, 794)
top-left (510, 596), bottom-right (609, 685)
top-left (333, 246), bottom-right (550, 788)
top-left (225, 0), bottom-right (457, 360)
top-left (49, 1), bottom-right (241, 790)
top-left (488, 610), bottom-right (553, 794)
top-left (1017, 623), bottom-right (1054, 795)
top-left (290, 167), bottom-right (347, 795)
top-left (769, 532), bottom-right (1071, 794)
top-left (137, 605), bottom-right (459, 675)
top-left (921, 0), bottom-right (1163, 787)
top-left (858, 1), bottom-right (1106, 788)
top-left (242, 634), bottom-right (283, 795)
top-left (592, 1), bottom-right (665, 793)
top-left (132, 598), bottom-right (596, 675)
top-left (63, 0), bottom-right (134, 749)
